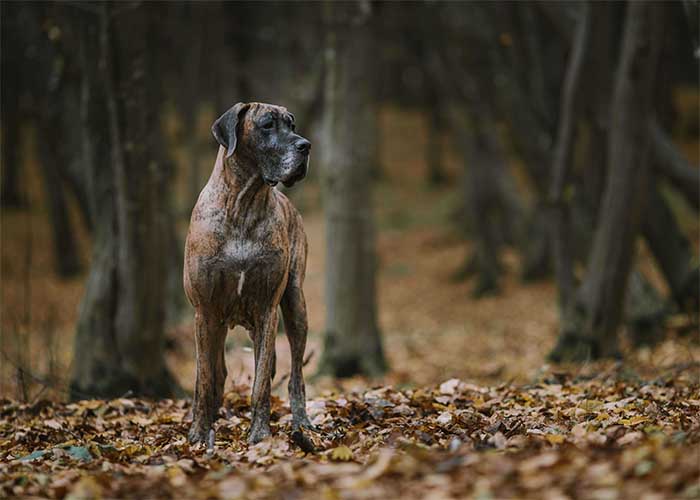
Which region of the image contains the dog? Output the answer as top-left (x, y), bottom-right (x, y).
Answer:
top-left (184, 102), bottom-right (312, 445)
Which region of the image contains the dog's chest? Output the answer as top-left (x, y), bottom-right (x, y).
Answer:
top-left (219, 233), bottom-right (288, 300)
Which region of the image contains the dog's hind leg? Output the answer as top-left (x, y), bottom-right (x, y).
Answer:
top-left (189, 309), bottom-right (227, 446)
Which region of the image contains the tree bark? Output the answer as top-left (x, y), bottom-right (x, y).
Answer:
top-left (642, 180), bottom-right (699, 315)
top-left (682, 0), bottom-right (699, 55)
top-left (317, 0), bottom-right (387, 378)
top-left (625, 270), bottom-right (667, 347)
top-left (462, 2), bottom-right (562, 283)
top-left (548, 2), bottom-right (590, 312)
top-left (422, 58), bottom-right (447, 187)
top-left (450, 110), bottom-right (518, 297)
top-left (21, 3), bottom-right (86, 277)
top-left (38, 132), bottom-right (83, 278)
top-left (70, 4), bottom-right (179, 399)
top-left (37, 3), bottom-right (86, 275)
top-left (580, 2), bottom-right (619, 218)
top-left (425, 12), bottom-right (525, 296)
top-left (424, 100), bottom-right (448, 186)
top-left (520, 204), bottom-right (552, 282)
top-left (649, 120), bottom-right (700, 211)
top-left (1, 4), bottom-right (25, 208)
top-left (549, 1), bottom-right (664, 362)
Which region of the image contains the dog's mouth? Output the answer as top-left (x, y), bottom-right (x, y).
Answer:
top-left (263, 157), bottom-right (309, 188)
top-left (282, 158), bottom-right (308, 188)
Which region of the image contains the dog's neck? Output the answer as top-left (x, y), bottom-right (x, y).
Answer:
top-left (215, 147), bottom-right (272, 221)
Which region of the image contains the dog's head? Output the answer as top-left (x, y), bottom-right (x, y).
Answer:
top-left (212, 102), bottom-right (311, 188)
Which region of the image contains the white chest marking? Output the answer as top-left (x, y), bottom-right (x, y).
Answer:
top-left (237, 270), bottom-right (246, 296)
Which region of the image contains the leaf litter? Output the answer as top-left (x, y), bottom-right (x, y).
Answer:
top-left (1, 368), bottom-right (699, 499)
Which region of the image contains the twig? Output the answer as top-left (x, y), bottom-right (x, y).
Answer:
top-left (0, 349), bottom-right (97, 401)
top-left (17, 200), bottom-right (34, 402)
top-left (272, 350), bottom-right (315, 392)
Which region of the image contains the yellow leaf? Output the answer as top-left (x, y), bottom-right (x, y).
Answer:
top-left (330, 445), bottom-right (353, 461)
top-left (619, 416), bottom-right (649, 426)
top-left (581, 400), bottom-right (603, 412)
top-left (545, 434), bottom-right (565, 445)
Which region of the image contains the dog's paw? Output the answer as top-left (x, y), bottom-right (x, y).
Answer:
top-left (247, 423), bottom-right (272, 445)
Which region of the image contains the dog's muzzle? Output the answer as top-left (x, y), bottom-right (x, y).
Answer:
top-left (282, 156), bottom-right (309, 188)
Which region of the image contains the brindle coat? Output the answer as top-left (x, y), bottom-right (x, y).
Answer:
top-left (184, 102), bottom-right (312, 445)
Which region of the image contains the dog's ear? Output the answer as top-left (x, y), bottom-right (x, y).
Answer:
top-left (212, 103), bottom-right (248, 158)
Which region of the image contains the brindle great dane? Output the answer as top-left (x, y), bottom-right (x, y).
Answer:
top-left (184, 102), bottom-right (312, 445)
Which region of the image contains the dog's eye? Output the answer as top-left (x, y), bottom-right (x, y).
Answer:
top-left (261, 120), bottom-right (274, 130)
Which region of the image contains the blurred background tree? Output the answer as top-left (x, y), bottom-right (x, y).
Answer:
top-left (317, 1), bottom-right (387, 378)
top-left (1, 0), bottom-right (697, 401)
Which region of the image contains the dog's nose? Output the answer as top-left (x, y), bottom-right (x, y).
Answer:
top-left (295, 139), bottom-right (311, 153)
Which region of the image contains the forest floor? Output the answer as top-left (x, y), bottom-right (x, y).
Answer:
top-left (2, 369), bottom-right (699, 499)
top-left (1, 106), bottom-right (699, 498)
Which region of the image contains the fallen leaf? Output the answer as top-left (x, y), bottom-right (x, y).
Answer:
top-left (44, 419), bottom-right (63, 430)
top-left (436, 411), bottom-right (452, 426)
top-left (331, 445), bottom-right (353, 462)
top-left (619, 416), bottom-right (649, 426)
top-left (545, 434), bottom-right (565, 445)
top-left (439, 379), bottom-right (461, 395)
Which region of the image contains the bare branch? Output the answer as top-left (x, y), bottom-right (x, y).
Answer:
top-left (548, 2), bottom-right (591, 311)
top-left (649, 119), bottom-right (700, 211)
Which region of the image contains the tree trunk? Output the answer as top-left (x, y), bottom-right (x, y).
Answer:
top-left (580, 1), bottom-right (618, 219)
top-left (38, 4), bottom-right (86, 275)
top-left (642, 181), bottom-right (699, 315)
top-left (649, 120), bottom-right (700, 211)
top-left (682, 0), bottom-right (699, 55)
top-left (462, 2), bottom-right (560, 283)
top-left (1, 4), bottom-right (25, 208)
top-left (520, 204), bottom-right (552, 282)
top-left (549, 1), bottom-right (664, 362)
top-left (38, 131), bottom-right (83, 278)
top-left (425, 108), bottom-right (446, 186)
top-left (428, 27), bottom-right (526, 296)
top-left (625, 270), bottom-right (667, 347)
top-left (450, 111), bottom-right (511, 298)
top-left (23, 3), bottom-right (86, 277)
top-left (317, 0), bottom-right (387, 378)
top-left (548, 1), bottom-right (590, 312)
top-left (423, 75), bottom-right (447, 187)
top-left (175, 3), bottom-right (206, 215)
top-left (70, 4), bottom-right (179, 399)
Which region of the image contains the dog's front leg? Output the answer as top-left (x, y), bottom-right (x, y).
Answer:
top-left (281, 284), bottom-right (313, 430)
top-left (189, 309), bottom-right (227, 446)
top-left (248, 310), bottom-right (278, 444)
